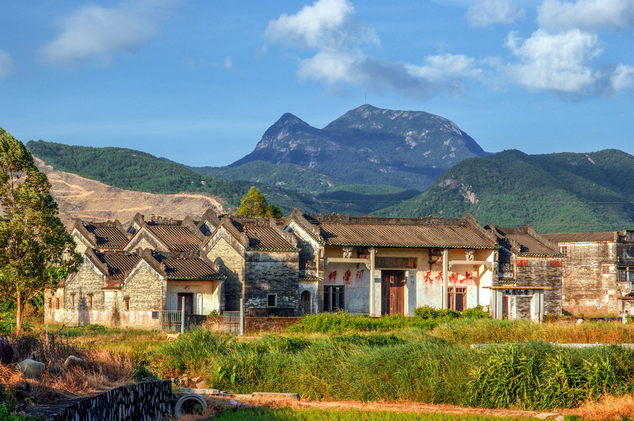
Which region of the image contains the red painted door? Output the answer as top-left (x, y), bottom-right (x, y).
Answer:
top-left (381, 271), bottom-right (405, 315)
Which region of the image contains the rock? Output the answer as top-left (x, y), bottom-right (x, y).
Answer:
top-left (0, 337), bottom-right (13, 365)
top-left (17, 359), bottom-right (46, 379)
top-left (195, 379), bottom-right (208, 389)
top-left (64, 355), bottom-right (84, 367)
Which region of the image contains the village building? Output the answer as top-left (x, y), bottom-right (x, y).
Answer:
top-left (486, 225), bottom-right (563, 322)
top-left (45, 247), bottom-right (224, 328)
top-left (71, 219), bottom-right (131, 254)
top-left (541, 230), bottom-right (634, 315)
top-left (202, 216), bottom-right (300, 316)
top-left (283, 210), bottom-right (499, 316)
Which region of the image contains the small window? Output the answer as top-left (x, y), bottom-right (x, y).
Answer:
top-left (324, 286), bottom-right (345, 312)
top-left (70, 293), bottom-right (76, 308)
top-left (87, 294), bottom-right (93, 310)
top-left (267, 294), bottom-right (277, 307)
top-left (55, 298), bottom-right (60, 310)
top-left (560, 246), bottom-right (568, 257)
top-left (448, 287), bottom-right (467, 312)
top-left (618, 268), bottom-right (634, 283)
top-left (124, 298), bottom-right (130, 311)
top-left (602, 265), bottom-right (611, 274)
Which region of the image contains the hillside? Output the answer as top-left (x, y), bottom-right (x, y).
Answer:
top-left (190, 160), bottom-right (344, 194)
top-left (33, 157), bottom-right (224, 228)
top-left (27, 141), bottom-right (417, 217)
top-left (376, 149), bottom-right (634, 233)
top-left (231, 104), bottom-right (489, 191)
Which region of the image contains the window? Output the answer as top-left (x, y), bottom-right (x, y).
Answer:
top-left (602, 265), bottom-right (611, 274)
top-left (324, 286), bottom-right (345, 312)
top-left (55, 298), bottom-right (60, 310)
top-left (267, 294), bottom-right (277, 307)
top-left (559, 246), bottom-right (568, 257)
top-left (47, 298), bottom-right (52, 313)
top-left (70, 293), bottom-right (75, 308)
top-left (124, 298), bottom-right (130, 311)
top-left (87, 294), bottom-right (93, 310)
top-left (448, 287), bottom-right (467, 312)
top-left (618, 268), bottom-right (634, 283)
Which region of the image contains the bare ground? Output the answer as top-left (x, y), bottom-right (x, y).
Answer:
top-left (34, 157), bottom-right (226, 227)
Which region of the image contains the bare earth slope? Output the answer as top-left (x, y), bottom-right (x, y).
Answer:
top-left (35, 157), bottom-right (224, 228)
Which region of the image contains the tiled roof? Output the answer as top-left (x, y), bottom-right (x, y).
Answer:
top-left (152, 252), bottom-right (223, 279)
top-left (492, 227), bottom-right (560, 257)
top-left (242, 225), bottom-right (298, 251)
top-left (85, 223), bottom-right (130, 249)
top-left (146, 225), bottom-right (203, 251)
top-left (230, 217), bottom-right (298, 251)
top-left (96, 252), bottom-right (141, 280)
top-left (302, 214), bottom-right (496, 248)
top-left (542, 232), bottom-right (617, 243)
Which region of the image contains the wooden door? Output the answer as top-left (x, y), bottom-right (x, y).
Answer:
top-left (178, 293), bottom-right (194, 315)
top-left (381, 271), bottom-right (405, 315)
top-left (301, 291), bottom-right (312, 315)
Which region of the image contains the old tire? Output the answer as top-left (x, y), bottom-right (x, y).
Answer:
top-left (174, 393), bottom-right (207, 418)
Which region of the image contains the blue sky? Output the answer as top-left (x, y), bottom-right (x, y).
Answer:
top-left (1, 0), bottom-right (632, 167)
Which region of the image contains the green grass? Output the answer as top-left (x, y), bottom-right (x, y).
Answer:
top-left (213, 407), bottom-right (535, 420)
top-left (150, 328), bottom-right (634, 410)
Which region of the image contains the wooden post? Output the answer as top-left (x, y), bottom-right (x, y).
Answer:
top-left (369, 247), bottom-right (376, 317)
top-left (181, 296), bottom-right (185, 335)
top-left (239, 298), bottom-right (245, 336)
top-left (442, 249), bottom-right (449, 309)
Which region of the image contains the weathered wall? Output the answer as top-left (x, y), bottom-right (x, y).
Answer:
top-left (515, 258), bottom-right (563, 316)
top-left (166, 280), bottom-right (221, 315)
top-left (323, 261), bottom-right (370, 314)
top-left (60, 262), bottom-right (105, 326)
top-left (286, 221), bottom-right (324, 311)
top-left (244, 251), bottom-right (299, 315)
top-left (206, 237), bottom-right (244, 312)
top-left (40, 381), bottom-right (173, 421)
top-left (561, 242), bottom-right (618, 315)
top-left (299, 280), bottom-right (318, 314)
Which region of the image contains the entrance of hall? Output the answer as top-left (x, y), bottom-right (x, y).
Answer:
top-left (381, 270), bottom-right (405, 315)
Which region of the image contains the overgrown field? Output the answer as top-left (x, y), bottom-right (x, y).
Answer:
top-left (150, 325), bottom-right (634, 411)
top-left (212, 407), bottom-right (535, 421)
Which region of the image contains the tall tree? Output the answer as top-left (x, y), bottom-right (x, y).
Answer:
top-left (234, 186), bottom-right (283, 218)
top-left (0, 128), bottom-right (82, 333)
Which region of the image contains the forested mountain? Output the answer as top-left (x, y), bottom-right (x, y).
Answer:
top-left (26, 141), bottom-right (418, 216)
top-left (190, 160), bottom-right (344, 195)
top-left (231, 104), bottom-right (489, 191)
top-left (376, 149), bottom-right (634, 233)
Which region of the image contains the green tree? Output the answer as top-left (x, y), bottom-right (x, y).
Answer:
top-left (234, 186), bottom-right (283, 218)
top-left (0, 128), bottom-right (82, 333)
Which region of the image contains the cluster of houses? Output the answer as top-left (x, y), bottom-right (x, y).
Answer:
top-left (44, 208), bottom-right (634, 329)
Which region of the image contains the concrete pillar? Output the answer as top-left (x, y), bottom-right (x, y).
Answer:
top-left (369, 247), bottom-right (376, 317)
top-left (442, 249), bottom-right (449, 309)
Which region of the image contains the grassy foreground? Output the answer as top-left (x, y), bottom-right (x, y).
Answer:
top-left (150, 323), bottom-right (634, 411)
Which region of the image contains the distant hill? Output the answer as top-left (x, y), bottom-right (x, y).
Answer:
top-left (26, 140), bottom-right (418, 217)
top-left (375, 149), bottom-right (634, 233)
top-left (231, 104), bottom-right (489, 191)
top-left (190, 160), bottom-right (344, 195)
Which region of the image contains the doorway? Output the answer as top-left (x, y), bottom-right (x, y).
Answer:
top-left (301, 291), bottom-right (312, 315)
top-left (381, 270), bottom-right (405, 315)
top-left (177, 293), bottom-right (194, 315)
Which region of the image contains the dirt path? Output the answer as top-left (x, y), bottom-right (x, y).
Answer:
top-left (204, 395), bottom-right (563, 419)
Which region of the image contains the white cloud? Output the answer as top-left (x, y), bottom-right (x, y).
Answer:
top-left (267, 0), bottom-right (482, 98)
top-left (611, 64), bottom-right (634, 91)
top-left (39, 0), bottom-right (175, 69)
top-left (467, 0), bottom-right (525, 27)
top-left (0, 49), bottom-right (16, 78)
top-left (537, 0), bottom-right (634, 31)
top-left (505, 29), bottom-right (601, 92)
top-left (264, 0), bottom-right (378, 49)
top-left (224, 56), bottom-right (233, 69)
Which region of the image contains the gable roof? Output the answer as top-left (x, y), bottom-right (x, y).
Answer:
top-left (541, 232), bottom-right (618, 244)
top-left (73, 219), bottom-right (130, 250)
top-left (488, 225), bottom-right (561, 257)
top-left (231, 216), bottom-right (298, 251)
top-left (148, 250), bottom-right (224, 280)
top-left (286, 210), bottom-right (497, 249)
top-left (126, 213), bottom-right (206, 252)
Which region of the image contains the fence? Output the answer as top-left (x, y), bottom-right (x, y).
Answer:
top-left (159, 310), bottom-right (182, 332)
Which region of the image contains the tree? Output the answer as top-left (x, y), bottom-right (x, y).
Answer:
top-left (234, 186), bottom-right (283, 218)
top-left (0, 128), bottom-right (82, 333)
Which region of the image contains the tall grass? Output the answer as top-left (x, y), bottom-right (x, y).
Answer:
top-left (152, 329), bottom-right (634, 410)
